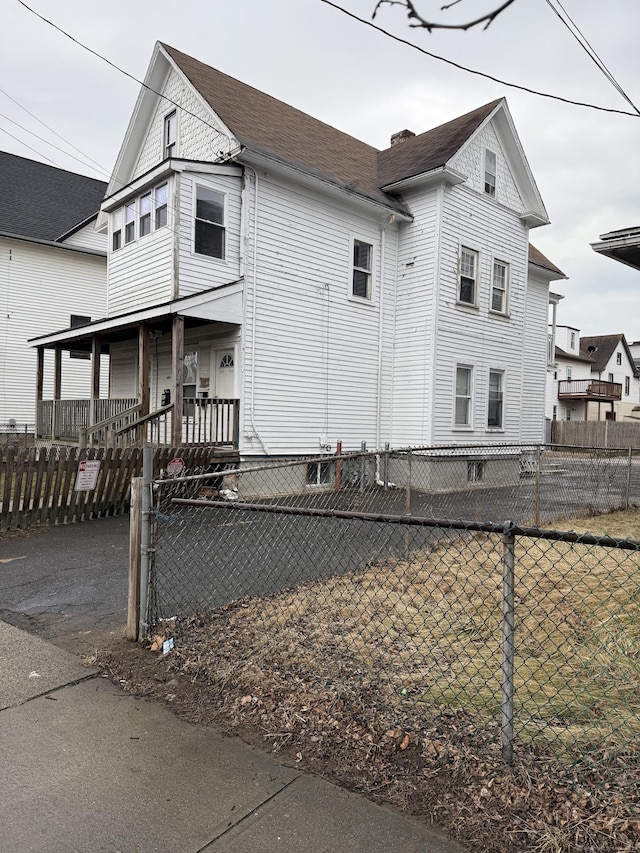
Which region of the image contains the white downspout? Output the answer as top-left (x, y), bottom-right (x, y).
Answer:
top-left (376, 214), bottom-right (395, 482)
top-left (244, 164), bottom-right (270, 454)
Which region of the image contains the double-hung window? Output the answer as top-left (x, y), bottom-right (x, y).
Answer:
top-left (491, 260), bottom-right (509, 314)
top-left (488, 370), bottom-right (504, 429)
top-left (124, 201), bottom-right (136, 244)
top-left (455, 365), bottom-right (473, 427)
top-left (484, 149), bottom-right (496, 197)
top-left (139, 192), bottom-right (152, 237)
top-left (164, 111), bottom-right (177, 159)
top-left (352, 239), bottom-right (373, 300)
top-left (459, 247), bottom-right (478, 306)
top-left (155, 183), bottom-right (168, 229)
top-left (195, 186), bottom-right (225, 259)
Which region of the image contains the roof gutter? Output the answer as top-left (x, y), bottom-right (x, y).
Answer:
top-left (0, 231), bottom-right (106, 258)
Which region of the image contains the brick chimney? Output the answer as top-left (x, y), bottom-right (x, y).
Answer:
top-left (390, 129), bottom-right (416, 147)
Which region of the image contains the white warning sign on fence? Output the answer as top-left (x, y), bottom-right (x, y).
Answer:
top-left (75, 459), bottom-right (100, 491)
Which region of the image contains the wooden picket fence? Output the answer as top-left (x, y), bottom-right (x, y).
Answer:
top-left (0, 445), bottom-right (238, 532)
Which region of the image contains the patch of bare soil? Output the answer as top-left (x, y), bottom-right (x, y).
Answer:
top-left (98, 605), bottom-right (639, 853)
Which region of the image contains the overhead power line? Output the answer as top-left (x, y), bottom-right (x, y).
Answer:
top-left (320, 0), bottom-right (640, 118)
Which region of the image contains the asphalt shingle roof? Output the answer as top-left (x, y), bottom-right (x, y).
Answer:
top-left (0, 151), bottom-right (106, 242)
top-left (529, 244), bottom-right (566, 277)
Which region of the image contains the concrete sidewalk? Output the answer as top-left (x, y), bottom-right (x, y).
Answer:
top-left (0, 620), bottom-right (465, 853)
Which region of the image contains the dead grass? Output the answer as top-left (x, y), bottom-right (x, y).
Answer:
top-left (103, 506), bottom-right (640, 853)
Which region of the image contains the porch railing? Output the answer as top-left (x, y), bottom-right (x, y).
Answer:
top-left (36, 397), bottom-right (239, 448)
top-left (557, 379), bottom-right (622, 400)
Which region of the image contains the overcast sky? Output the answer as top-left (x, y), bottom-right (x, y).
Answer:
top-left (2, 0), bottom-right (639, 339)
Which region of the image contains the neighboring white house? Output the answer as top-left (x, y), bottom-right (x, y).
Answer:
top-left (546, 327), bottom-right (640, 422)
top-left (31, 42), bottom-right (564, 482)
top-left (0, 152), bottom-right (107, 428)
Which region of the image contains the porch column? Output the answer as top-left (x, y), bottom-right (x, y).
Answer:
top-left (90, 334), bottom-right (101, 426)
top-left (171, 314), bottom-right (184, 448)
top-left (36, 347), bottom-right (44, 438)
top-left (53, 345), bottom-right (62, 440)
top-left (138, 324), bottom-right (150, 417)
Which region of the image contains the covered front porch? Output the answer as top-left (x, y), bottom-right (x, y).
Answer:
top-left (30, 283), bottom-right (243, 449)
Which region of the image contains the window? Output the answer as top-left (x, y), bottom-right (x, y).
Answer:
top-left (552, 405), bottom-right (557, 421)
top-left (491, 260), bottom-right (509, 313)
top-left (617, 352), bottom-right (622, 365)
top-left (468, 460), bottom-right (485, 483)
top-left (608, 372), bottom-right (614, 383)
top-left (455, 365), bottom-right (473, 427)
top-left (484, 149), bottom-right (496, 197)
top-left (459, 247), bottom-right (478, 305)
top-left (195, 185), bottom-right (225, 258)
top-left (487, 370), bottom-right (504, 428)
top-left (352, 239), bottom-right (373, 300)
top-left (139, 192), bottom-right (151, 237)
top-left (567, 367), bottom-right (572, 381)
top-left (124, 201), bottom-right (136, 243)
top-left (155, 183), bottom-right (168, 229)
top-left (570, 331), bottom-right (576, 349)
top-left (625, 376), bottom-right (630, 395)
top-left (164, 111), bottom-right (177, 159)
top-left (306, 460), bottom-right (333, 487)
top-left (70, 314), bottom-right (91, 360)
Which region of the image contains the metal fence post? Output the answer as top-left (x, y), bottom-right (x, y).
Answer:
top-left (625, 446), bottom-right (632, 509)
top-left (535, 445), bottom-right (541, 526)
top-left (501, 521), bottom-right (516, 764)
top-left (126, 477), bottom-right (142, 641)
top-left (383, 441), bottom-right (390, 490)
top-left (405, 449), bottom-right (412, 515)
top-left (138, 446), bottom-right (153, 640)
top-left (360, 441), bottom-right (366, 493)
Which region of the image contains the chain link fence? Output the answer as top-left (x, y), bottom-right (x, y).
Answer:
top-left (141, 443), bottom-right (640, 833)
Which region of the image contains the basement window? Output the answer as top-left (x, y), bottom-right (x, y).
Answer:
top-left (467, 460), bottom-right (485, 483)
top-left (306, 460), bottom-right (333, 488)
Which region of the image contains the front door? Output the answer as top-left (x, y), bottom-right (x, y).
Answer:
top-left (214, 349), bottom-right (235, 398)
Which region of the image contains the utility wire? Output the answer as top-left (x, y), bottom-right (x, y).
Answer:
top-left (0, 125), bottom-right (58, 166)
top-left (320, 0), bottom-right (639, 118)
top-left (16, 0), bottom-right (234, 149)
top-left (543, 0), bottom-right (640, 115)
top-left (0, 84), bottom-right (107, 171)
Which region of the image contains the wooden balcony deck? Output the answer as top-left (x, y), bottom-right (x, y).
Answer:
top-left (557, 379), bottom-right (622, 401)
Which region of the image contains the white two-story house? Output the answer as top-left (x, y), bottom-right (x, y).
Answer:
top-left (31, 42), bottom-right (564, 482)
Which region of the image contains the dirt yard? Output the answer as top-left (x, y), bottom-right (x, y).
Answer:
top-left (98, 508), bottom-right (640, 853)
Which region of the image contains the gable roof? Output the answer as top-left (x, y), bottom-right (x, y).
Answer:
top-left (161, 44), bottom-right (402, 212)
top-left (528, 244), bottom-right (566, 278)
top-left (580, 334), bottom-right (639, 376)
top-left (377, 100), bottom-right (500, 188)
top-left (0, 151), bottom-right (106, 242)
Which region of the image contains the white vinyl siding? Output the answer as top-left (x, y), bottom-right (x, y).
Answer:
top-left (60, 221), bottom-right (105, 252)
top-left (0, 237), bottom-right (107, 423)
top-left (240, 172), bottom-right (397, 456)
top-left (432, 182), bottom-right (529, 444)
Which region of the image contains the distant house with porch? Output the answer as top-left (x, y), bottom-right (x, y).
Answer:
top-left (547, 327), bottom-right (640, 422)
top-left (31, 42), bottom-right (564, 481)
top-left (0, 151), bottom-right (107, 430)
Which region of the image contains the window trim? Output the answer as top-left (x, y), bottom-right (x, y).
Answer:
top-left (139, 192), bottom-right (152, 237)
top-left (490, 258), bottom-right (509, 315)
top-left (349, 235), bottom-right (375, 302)
top-left (193, 182), bottom-right (227, 261)
top-left (454, 364), bottom-right (474, 429)
top-left (484, 148), bottom-right (497, 197)
top-left (487, 368), bottom-right (505, 430)
top-left (124, 201), bottom-right (136, 244)
top-left (163, 110), bottom-right (177, 159)
top-left (111, 180), bottom-right (170, 252)
top-left (458, 246), bottom-right (479, 307)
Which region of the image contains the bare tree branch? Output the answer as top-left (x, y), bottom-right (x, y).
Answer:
top-left (373, 0), bottom-right (518, 33)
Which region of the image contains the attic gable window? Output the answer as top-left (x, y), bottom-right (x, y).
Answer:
top-left (164, 110), bottom-right (177, 159)
top-left (195, 185), bottom-right (225, 259)
top-left (484, 149), bottom-right (497, 197)
top-left (352, 239), bottom-right (373, 300)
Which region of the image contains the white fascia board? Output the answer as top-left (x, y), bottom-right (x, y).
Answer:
top-left (380, 165), bottom-right (467, 193)
top-left (240, 150), bottom-right (412, 223)
top-left (101, 160), bottom-right (243, 212)
top-left (528, 260), bottom-right (567, 282)
top-left (30, 281), bottom-right (243, 348)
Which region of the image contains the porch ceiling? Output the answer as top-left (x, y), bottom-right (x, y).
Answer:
top-left (29, 280), bottom-right (243, 352)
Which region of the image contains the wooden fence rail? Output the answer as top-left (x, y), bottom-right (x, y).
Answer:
top-left (552, 420), bottom-right (640, 448)
top-left (0, 445), bottom-right (238, 532)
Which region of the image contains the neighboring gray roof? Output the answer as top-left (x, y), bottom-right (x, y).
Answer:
top-left (555, 346), bottom-right (593, 364)
top-left (0, 151), bottom-right (106, 242)
top-left (591, 226), bottom-right (640, 272)
top-left (580, 334), bottom-right (640, 377)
